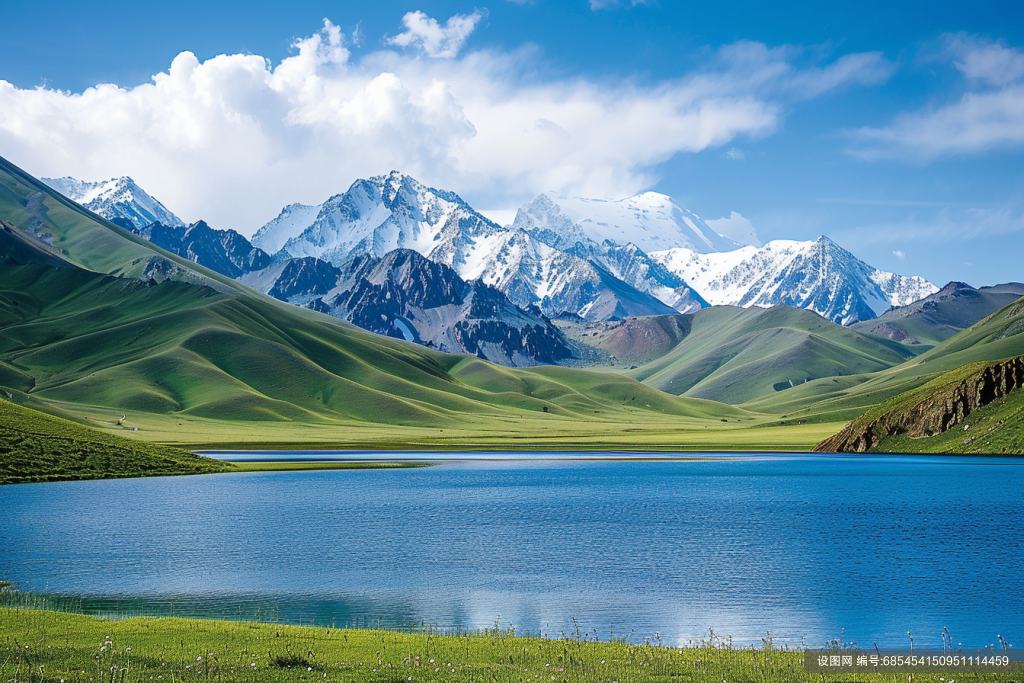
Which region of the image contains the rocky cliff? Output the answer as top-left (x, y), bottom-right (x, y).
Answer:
top-left (815, 355), bottom-right (1024, 452)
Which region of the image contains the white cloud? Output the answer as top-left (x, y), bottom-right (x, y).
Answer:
top-left (851, 37), bottom-right (1024, 159)
top-left (893, 250), bottom-right (906, 260)
top-left (949, 35), bottom-right (1024, 86)
top-left (0, 15), bottom-right (892, 235)
top-left (707, 211), bottom-right (760, 246)
top-left (386, 10), bottom-right (484, 59)
top-left (725, 147), bottom-right (745, 160)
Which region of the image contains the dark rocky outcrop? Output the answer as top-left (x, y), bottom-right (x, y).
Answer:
top-left (133, 221), bottom-right (271, 278)
top-left (320, 250), bottom-right (574, 366)
top-left (815, 356), bottom-right (1024, 452)
top-left (268, 257), bottom-right (342, 301)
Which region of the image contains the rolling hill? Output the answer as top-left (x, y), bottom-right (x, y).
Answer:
top-left (850, 281), bottom-right (1024, 346)
top-left (743, 294), bottom-right (1024, 420)
top-left (0, 257), bottom-right (745, 429)
top-left (624, 305), bottom-right (920, 405)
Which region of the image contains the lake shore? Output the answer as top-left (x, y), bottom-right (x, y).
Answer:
top-left (0, 606), bottom-right (961, 683)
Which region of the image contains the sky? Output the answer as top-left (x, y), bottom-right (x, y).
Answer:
top-left (1, 1), bottom-right (1022, 287)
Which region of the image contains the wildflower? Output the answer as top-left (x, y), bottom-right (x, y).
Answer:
top-left (125, 647), bottom-right (131, 652)
top-left (308, 667), bottom-right (312, 671)
top-left (250, 663), bottom-right (256, 668)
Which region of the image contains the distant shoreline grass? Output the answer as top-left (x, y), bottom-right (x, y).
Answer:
top-left (230, 460), bottom-right (431, 471)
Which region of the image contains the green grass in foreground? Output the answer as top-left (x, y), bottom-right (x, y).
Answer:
top-left (0, 399), bottom-right (233, 485)
top-left (0, 608), bottom-right (971, 683)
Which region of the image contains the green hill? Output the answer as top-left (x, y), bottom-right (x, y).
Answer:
top-left (744, 295), bottom-right (1024, 420)
top-left (0, 398), bottom-right (233, 484)
top-left (814, 355), bottom-right (1024, 454)
top-left (850, 281), bottom-right (1024, 346)
top-left (0, 153), bottom-right (759, 438)
top-left (0, 258), bottom-right (751, 437)
top-left (626, 305), bottom-right (919, 405)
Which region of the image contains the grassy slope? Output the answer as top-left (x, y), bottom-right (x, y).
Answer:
top-left (744, 295), bottom-right (1024, 421)
top-left (872, 383), bottom-right (1024, 454)
top-left (0, 258), bottom-right (828, 452)
top-left (0, 399), bottom-right (233, 484)
top-left (627, 305), bottom-right (918, 405)
top-left (814, 356), bottom-right (1024, 455)
top-left (849, 283), bottom-right (1024, 346)
top-left (0, 608), bottom-right (955, 683)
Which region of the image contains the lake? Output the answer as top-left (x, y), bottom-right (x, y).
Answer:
top-left (1, 453), bottom-right (1021, 648)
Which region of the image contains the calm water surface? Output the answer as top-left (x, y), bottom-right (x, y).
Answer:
top-left (1, 454), bottom-right (1022, 647)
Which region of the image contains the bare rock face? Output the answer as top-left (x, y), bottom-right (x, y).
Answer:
top-left (815, 356), bottom-right (1024, 452)
top-left (134, 221), bottom-right (271, 279)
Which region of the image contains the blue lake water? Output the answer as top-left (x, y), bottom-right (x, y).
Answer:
top-left (1, 453), bottom-right (1022, 647)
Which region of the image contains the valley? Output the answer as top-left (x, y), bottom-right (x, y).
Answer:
top-left (0, 153), bottom-right (1022, 464)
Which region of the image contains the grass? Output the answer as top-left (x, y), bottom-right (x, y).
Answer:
top-left (742, 295), bottom-right (1024, 421)
top-left (0, 399), bottom-right (433, 484)
top-left (0, 398), bottom-right (233, 485)
top-left (626, 305), bottom-right (920, 405)
top-left (0, 608), bottom-right (983, 683)
top-left (820, 355), bottom-right (1024, 455)
top-left (25, 397), bottom-right (842, 452)
top-left (873, 383), bottom-right (1024, 454)
top-left (0, 256), bottom-right (843, 454)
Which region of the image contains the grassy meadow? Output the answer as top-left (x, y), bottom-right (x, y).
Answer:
top-left (0, 397), bottom-right (233, 484)
top-left (0, 608), bottom-right (988, 683)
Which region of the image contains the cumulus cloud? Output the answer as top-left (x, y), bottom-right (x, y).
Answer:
top-left (0, 13), bottom-right (892, 235)
top-left (851, 36), bottom-right (1024, 159)
top-left (707, 211), bottom-right (760, 246)
top-left (386, 10), bottom-right (484, 58)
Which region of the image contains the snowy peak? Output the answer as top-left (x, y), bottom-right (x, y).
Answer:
top-left (650, 237), bottom-right (938, 325)
top-left (251, 203), bottom-right (321, 254)
top-left (269, 171), bottom-right (503, 269)
top-left (512, 190), bottom-right (741, 254)
top-left (42, 176), bottom-right (185, 228)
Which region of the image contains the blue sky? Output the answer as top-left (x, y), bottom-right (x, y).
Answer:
top-left (1, 1), bottom-right (1022, 287)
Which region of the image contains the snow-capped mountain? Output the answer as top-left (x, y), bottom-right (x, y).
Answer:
top-left (269, 172), bottom-right (504, 268)
top-left (43, 176), bottom-right (185, 228)
top-left (512, 191), bottom-right (741, 254)
top-left (252, 172), bottom-right (677, 321)
top-left (454, 228), bottom-right (678, 320)
top-left (244, 250), bottom-right (575, 366)
top-left (650, 237), bottom-right (939, 325)
top-left (251, 203), bottom-right (321, 255)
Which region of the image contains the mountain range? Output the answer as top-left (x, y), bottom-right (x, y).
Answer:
top-left (39, 168), bottom-right (948, 370)
top-left (4, 152), bottom-right (1024, 456)
top-left (42, 176), bottom-right (185, 229)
